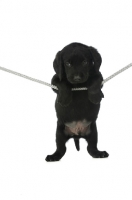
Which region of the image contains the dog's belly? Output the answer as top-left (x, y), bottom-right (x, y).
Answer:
top-left (64, 119), bottom-right (91, 136)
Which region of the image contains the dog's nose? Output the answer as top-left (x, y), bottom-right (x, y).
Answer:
top-left (73, 75), bottom-right (81, 82)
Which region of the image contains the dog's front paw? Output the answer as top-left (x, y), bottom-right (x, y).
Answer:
top-left (88, 90), bottom-right (104, 104)
top-left (57, 92), bottom-right (72, 107)
top-left (56, 81), bottom-right (72, 107)
top-left (57, 96), bottom-right (72, 107)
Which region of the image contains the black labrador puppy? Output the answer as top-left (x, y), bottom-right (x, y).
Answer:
top-left (45, 42), bottom-right (109, 162)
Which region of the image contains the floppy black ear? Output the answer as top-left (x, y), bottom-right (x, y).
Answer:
top-left (89, 47), bottom-right (102, 72)
top-left (53, 51), bottom-right (64, 81)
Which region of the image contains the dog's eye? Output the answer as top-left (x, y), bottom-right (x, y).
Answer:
top-left (65, 62), bottom-right (71, 67)
top-left (82, 60), bottom-right (88, 65)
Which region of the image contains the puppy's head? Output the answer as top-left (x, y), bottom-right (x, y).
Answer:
top-left (53, 43), bottom-right (102, 84)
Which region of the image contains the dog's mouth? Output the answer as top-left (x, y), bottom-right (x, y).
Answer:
top-left (72, 79), bottom-right (84, 83)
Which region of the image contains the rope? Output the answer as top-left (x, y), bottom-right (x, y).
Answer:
top-left (0, 63), bottom-right (132, 91)
top-left (102, 63), bottom-right (132, 85)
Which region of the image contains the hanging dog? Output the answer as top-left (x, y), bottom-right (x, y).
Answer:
top-left (45, 42), bottom-right (109, 162)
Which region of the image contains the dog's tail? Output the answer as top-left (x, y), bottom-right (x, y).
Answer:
top-left (74, 138), bottom-right (80, 151)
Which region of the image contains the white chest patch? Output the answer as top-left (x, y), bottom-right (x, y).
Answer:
top-left (64, 119), bottom-right (91, 136)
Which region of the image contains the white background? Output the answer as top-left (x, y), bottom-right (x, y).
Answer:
top-left (0, 0), bottom-right (132, 199)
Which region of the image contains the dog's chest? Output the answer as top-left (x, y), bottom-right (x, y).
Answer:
top-left (64, 119), bottom-right (91, 136)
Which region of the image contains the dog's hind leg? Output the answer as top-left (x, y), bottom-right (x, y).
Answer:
top-left (45, 122), bottom-right (69, 162)
top-left (85, 122), bottom-right (109, 158)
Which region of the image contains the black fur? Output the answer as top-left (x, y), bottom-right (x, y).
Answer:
top-left (45, 42), bottom-right (109, 162)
